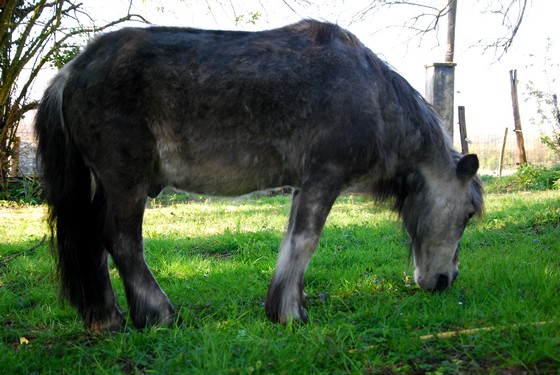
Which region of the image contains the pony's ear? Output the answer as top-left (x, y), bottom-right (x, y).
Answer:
top-left (456, 154), bottom-right (479, 181)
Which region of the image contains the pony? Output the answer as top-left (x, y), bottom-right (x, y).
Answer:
top-left (35, 20), bottom-right (483, 331)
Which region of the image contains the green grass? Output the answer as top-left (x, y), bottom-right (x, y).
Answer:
top-left (1, 191), bottom-right (559, 374)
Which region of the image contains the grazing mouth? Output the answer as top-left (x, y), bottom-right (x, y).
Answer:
top-left (417, 270), bottom-right (459, 292)
top-left (434, 273), bottom-right (451, 291)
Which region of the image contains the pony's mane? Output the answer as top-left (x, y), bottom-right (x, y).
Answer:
top-left (360, 48), bottom-right (484, 221)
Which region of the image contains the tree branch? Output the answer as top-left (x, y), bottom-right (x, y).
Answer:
top-left (1, 0), bottom-right (150, 183)
top-left (351, 0), bottom-right (530, 59)
top-left (0, 235), bottom-right (46, 267)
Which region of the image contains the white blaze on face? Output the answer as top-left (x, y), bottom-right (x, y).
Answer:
top-left (411, 167), bottom-right (472, 291)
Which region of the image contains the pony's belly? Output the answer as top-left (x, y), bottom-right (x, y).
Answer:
top-left (159, 152), bottom-right (293, 196)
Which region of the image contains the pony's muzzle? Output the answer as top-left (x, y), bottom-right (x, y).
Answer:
top-left (432, 271), bottom-right (458, 292)
top-left (415, 269), bottom-right (458, 292)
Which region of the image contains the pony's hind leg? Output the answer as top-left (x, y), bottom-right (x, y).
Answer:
top-left (105, 197), bottom-right (175, 329)
top-left (66, 246), bottom-right (124, 332)
top-left (58, 191), bottom-right (124, 332)
top-left (266, 173), bottom-right (343, 323)
top-left (79, 250), bottom-right (125, 332)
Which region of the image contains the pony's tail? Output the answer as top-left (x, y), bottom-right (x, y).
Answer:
top-left (35, 65), bottom-right (107, 310)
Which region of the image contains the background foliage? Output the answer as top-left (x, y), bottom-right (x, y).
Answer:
top-left (0, 0), bottom-right (145, 191)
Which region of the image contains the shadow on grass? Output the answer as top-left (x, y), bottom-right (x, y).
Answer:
top-left (137, 219), bottom-right (415, 327)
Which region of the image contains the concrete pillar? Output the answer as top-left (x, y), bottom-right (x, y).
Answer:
top-left (425, 62), bottom-right (456, 139)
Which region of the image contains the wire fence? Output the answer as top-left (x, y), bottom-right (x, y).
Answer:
top-left (463, 128), bottom-right (558, 174)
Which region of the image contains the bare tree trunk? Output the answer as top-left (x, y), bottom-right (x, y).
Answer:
top-left (445, 0), bottom-right (457, 63)
top-left (553, 94), bottom-right (560, 125)
top-left (509, 69), bottom-right (527, 164)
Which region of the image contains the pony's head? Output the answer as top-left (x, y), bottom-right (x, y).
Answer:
top-left (401, 154), bottom-right (483, 291)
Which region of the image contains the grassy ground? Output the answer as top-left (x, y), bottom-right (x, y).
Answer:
top-left (0, 190), bottom-right (559, 374)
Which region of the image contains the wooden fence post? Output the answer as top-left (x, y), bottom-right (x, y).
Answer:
top-left (457, 106), bottom-right (469, 154)
top-left (509, 69), bottom-right (527, 164)
top-left (499, 127), bottom-right (509, 177)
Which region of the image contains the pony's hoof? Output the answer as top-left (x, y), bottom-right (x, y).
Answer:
top-left (265, 302), bottom-right (308, 324)
top-left (265, 281), bottom-right (308, 324)
top-left (85, 308), bottom-right (125, 333)
top-left (131, 302), bottom-right (176, 329)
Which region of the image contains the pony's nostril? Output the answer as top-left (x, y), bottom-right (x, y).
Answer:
top-left (434, 273), bottom-right (449, 291)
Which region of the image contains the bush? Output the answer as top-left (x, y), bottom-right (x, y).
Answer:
top-left (483, 164), bottom-right (560, 193)
top-left (0, 175), bottom-right (43, 204)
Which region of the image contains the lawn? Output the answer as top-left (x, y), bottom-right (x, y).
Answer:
top-left (1, 189), bottom-right (559, 373)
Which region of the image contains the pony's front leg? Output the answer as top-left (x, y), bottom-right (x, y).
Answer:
top-left (107, 201), bottom-right (176, 328)
top-left (266, 232), bottom-right (319, 323)
top-left (266, 179), bottom-right (341, 323)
